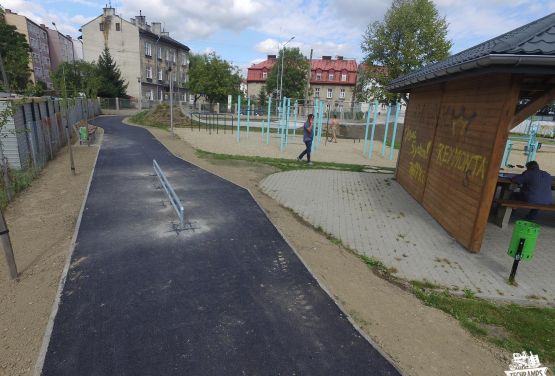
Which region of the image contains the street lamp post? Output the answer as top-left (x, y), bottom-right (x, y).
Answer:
top-left (279, 36), bottom-right (295, 104)
top-left (52, 22), bottom-right (75, 175)
top-left (137, 76), bottom-right (142, 111)
top-left (167, 65), bottom-right (174, 134)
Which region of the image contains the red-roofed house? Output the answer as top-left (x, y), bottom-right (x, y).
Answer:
top-left (310, 56), bottom-right (357, 112)
top-left (246, 55), bottom-right (358, 111)
top-left (246, 55), bottom-right (277, 98)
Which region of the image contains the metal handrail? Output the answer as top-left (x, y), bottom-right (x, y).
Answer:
top-left (153, 159), bottom-right (184, 227)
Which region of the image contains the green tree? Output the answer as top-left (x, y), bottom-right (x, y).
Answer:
top-left (97, 47), bottom-right (128, 98)
top-left (266, 48), bottom-right (309, 100)
top-left (0, 6), bottom-right (31, 91)
top-left (51, 61), bottom-right (101, 98)
top-left (257, 85), bottom-right (267, 108)
top-left (187, 52), bottom-right (242, 104)
top-left (360, 0), bottom-right (451, 102)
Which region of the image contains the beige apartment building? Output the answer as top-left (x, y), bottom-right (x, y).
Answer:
top-left (44, 26), bottom-right (75, 72)
top-left (3, 9), bottom-right (53, 89)
top-left (247, 55), bottom-right (357, 112)
top-left (81, 7), bottom-right (190, 101)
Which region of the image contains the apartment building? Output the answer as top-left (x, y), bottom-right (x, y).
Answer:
top-left (3, 9), bottom-right (53, 89)
top-left (309, 56), bottom-right (357, 112)
top-left (44, 26), bottom-right (75, 71)
top-left (246, 55), bottom-right (357, 112)
top-left (81, 7), bottom-right (190, 101)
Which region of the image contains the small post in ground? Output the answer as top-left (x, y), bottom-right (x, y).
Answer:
top-left (0, 209), bottom-right (17, 280)
top-left (236, 95), bottom-right (241, 143)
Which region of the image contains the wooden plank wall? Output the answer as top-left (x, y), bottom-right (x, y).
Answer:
top-left (397, 74), bottom-right (517, 251)
top-left (396, 85), bottom-right (443, 202)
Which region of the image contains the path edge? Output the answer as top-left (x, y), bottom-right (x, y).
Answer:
top-left (33, 125), bottom-right (104, 376)
top-left (123, 118), bottom-right (405, 375)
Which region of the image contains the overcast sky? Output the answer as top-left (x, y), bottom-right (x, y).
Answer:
top-left (3, 0), bottom-right (555, 75)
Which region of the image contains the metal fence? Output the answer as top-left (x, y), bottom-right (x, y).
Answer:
top-left (0, 97), bottom-right (100, 205)
top-left (153, 159), bottom-right (184, 227)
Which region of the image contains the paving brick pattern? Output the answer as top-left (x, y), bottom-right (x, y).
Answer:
top-left (261, 170), bottom-right (555, 304)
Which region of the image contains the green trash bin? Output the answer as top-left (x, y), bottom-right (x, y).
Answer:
top-left (79, 126), bottom-right (88, 143)
top-left (507, 220), bottom-right (540, 260)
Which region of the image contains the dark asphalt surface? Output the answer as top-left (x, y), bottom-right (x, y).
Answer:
top-left (41, 116), bottom-right (401, 375)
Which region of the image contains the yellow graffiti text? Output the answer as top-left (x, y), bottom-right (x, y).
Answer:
top-left (408, 161), bottom-right (426, 184)
top-left (435, 143), bottom-right (487, 180)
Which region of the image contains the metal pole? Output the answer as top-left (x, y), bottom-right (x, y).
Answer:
top-left (509, 238), bottom-right (525, 283)
top-left (389, 102), bottom-right (401, 160)
top-left (293, 99), bottom-right (298, 136)
top-left (279, 36), bottom-right (295, 104)
top-left (0, 209), bottom-right (17, 279)
top-left (266, 96), bottom-right (271, 144)
top-left (381, 104), bottom-right (392, 156)
top-left (246, 96), bottom-right (251, 138)
top-left (363, 105), bottom-right (372, 154)
top-left (170, 67), bottom-right (174, 135)
top-left (285, 97), bottom-right (291, 146)
top-left (368, 100), bottom-right (379, 158)
top-left (236, 95), bottom-right (241, 143)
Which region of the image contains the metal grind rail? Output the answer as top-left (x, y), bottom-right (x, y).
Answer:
top-left (153, 159), bottom-right (185, 227)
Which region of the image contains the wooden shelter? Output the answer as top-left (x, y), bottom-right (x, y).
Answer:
top-left (387, 13), bottom-right (555, 252)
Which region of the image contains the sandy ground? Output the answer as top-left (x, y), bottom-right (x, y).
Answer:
top-left (0, 139), bottom-right (100, 376)
top-left (142, 123), bottom-right (510, 376)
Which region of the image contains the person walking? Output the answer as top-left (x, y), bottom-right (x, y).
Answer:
top-left (330, 114), bottom-right (338, 143)
top-left (297, 114), bottom-right (314, 164)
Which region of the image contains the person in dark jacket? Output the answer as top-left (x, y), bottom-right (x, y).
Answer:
top-left (511, 161), bottom-right (553, 219)
top-left (297, 114), bottom-right (314, 164)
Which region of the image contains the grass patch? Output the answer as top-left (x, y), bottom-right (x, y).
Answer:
top-left (385, 140), bottom-right (401, 149)
top-left (413, 288), bottom-right (555, 368)
top-left (129, 104), bottom-right (191, 130)
top-left (195, 149), bottom-right (366, 172)
top-left (0, 167), bottom-right (38, 209)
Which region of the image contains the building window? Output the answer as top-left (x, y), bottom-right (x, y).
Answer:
top-left (158, 47), bottom-right (162, 60)
top-left (172, 52), bottom-right (176, 63)
top-left (182, 55), bottom-right (188, 66)
top-left (158, 69), bottom-right (163, 81)
top-left (339, 105), bottom-right (343, 112)
top-left (262, 71), bottom-right (267, 79)
top-left (327, 88), bottom-right (333, 99)
top-left (328, 72), bottom-right (334, 81)
top-left (146, 66), bottom-right (152, 79)
top-left (115, 23), bottom-right (121, 31)
top-left (166, 50), bottom-right (170, 61)
top-left (341, 73), bottom-right (347, 81)
top-left (145, 42), bottom-right (152, 56)
top-left (148, 89), bottom-right (153, 100)
top-left (314, 87), bottom-right (320, 97)
top-left (189, 95), bottom-right (194, 104)
top-left (339, 88), bottom-right (345, 99)
top-left (326, 103), bottom-right (331, 111)
top-left (99, 23), bottom-right (104, 31)
top-left (316, 72), bottom-right (321, 81)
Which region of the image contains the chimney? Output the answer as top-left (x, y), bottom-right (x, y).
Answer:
top-left (103, 6), bottom-right (115, 16)
top-left (161, 31), bottom-right (169, 37)
top-left (322, 56), bottom-right (332, 60)
top-left (267, 54), bottom-right (276, 60)
top-left (135, 10), bottom-right (146, 27)
top-left (336, 56), bottom-right (343, 60)
top-left (130, 18), bottom-right (136, 25)
top-left (152, 22), bottom-right (161, 35)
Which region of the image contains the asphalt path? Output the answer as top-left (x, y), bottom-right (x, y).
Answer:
top-left (41, 116), bottom-right (400, 375)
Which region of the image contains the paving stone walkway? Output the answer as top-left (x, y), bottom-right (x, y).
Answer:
top-left (261, 170), bottom-right (555, 304)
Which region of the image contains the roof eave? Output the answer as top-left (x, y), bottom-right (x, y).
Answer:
top-left (387, 54), bottom-right (555, 92)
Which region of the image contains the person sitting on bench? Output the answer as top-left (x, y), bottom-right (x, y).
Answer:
top-left (511, 161), bottom-right (553, 219)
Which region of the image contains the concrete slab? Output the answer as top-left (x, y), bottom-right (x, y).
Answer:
top-left (260, 170), bottom-right (555, 304)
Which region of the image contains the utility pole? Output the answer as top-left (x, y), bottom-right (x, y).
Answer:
top-left (279, 36), bottom-right (295, 105)
top-left (168, 64), bottom-right (174, 134)
top-left (305, 48), bottom-right (313, 106)
top-left (52, 22), bottom-right (75, 175)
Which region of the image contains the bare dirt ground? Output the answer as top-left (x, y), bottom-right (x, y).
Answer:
top-left (142, 124), bottom-right (510, 376)
top-left (0, 139), bottom-right (100, 376)
top-left (0, 119), bottom-right (510, 376)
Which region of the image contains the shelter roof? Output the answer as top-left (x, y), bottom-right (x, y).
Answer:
top-left (387, 12), bottom-right (555, 92)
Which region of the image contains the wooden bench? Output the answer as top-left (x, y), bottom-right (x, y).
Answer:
top-left (493, 199), bottom-right (555, 228)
